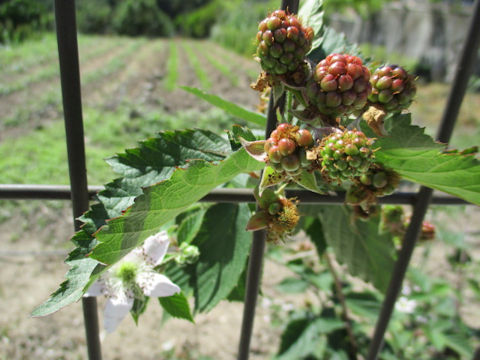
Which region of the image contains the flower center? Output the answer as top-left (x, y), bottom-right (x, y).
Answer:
top-left (116, 261), bottom-right (138, 285)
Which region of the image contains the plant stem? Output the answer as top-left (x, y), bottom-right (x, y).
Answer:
top-left (324, 252), bottom-right (359, 360)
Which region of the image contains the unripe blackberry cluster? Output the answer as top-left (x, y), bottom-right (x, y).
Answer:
top-left (319, 129), bottom-right (375, 181)
top-left (357, 167), bottom-right (399, 197)
top-left (305, 53), bottom-right (372, 117)
top-left (248, 187), bottom-right (300, 243)
top-left (256, 10), bottom-right (313, 75)
top-left (368, 65), bottom-right (416, 112)
top-left (264, 123), bottom-right (315, 175)
top-left (346, 168), bottom-right (399, 205)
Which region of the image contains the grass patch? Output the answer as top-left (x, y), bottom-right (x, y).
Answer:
top-left (182, 41), bottom-right (212, 90)
top-left (165, 41), bottom-right (179, 91)
top-left (0, 104), bottom-right (238, 186)
top-left (205, 42), bottom-right (259, 80)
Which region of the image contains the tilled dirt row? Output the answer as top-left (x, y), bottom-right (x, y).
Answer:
top-left (0, 40), bottom-right (145, 141)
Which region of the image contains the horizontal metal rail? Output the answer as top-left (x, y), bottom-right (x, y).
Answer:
top-left (0, 184), bottom-right (472, 205)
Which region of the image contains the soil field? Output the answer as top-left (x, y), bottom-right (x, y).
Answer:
top-left (0, 34), bottom-right (479, 359)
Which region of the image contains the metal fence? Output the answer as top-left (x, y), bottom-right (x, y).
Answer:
top-left (0, 0), bottom-right (479, 359)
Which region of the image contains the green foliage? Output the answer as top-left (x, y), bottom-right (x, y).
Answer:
top-left (318, 206), bottom-right (396, 292)
top-left (90, 148), bottom-right (262, 265)
top-left (34, 128), bottom-right (235, 315)
top-left (182, 86), bottom-right (266, 127)
top-left (322, 0), bottom-right (392, 17)
top-left (273, 238), bottom-right (479, 359)
top-left (0, 0), bottom-right (52, 44)
top-left (165, 41), bottom-right (179, 91)
top-left (210, 0), bottom-right (278, 57)
top-left (167, 203), bottom-right (252, 312)
top-left (112, 0), bottom-right (174, 37)
top-left (367, 114), bottom-right (480, 206)
top-left (158, 292), bottom-right (194, 322)
top-left (182, 42), bottom-right (212, 90)
top-left (76, 0), bottom-right (112, 34)
top-left (32, 257), bottom-right (101, 317)
top-left (277, 314), bottom-right (344, 359)
top-left (176, 0), bottom-right (222, 38)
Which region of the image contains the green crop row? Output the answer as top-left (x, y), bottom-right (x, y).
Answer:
top-left (0, 37), bottom-right (129, 96)
top-left (182, 41), bottom-right (212, 90)
top-left (195, 42), bottom-right (239, 87)
top-left (165, 41), bottom-right (178, 91)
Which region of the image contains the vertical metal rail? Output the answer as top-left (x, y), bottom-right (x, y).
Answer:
top-left (54, 1), bottom-right (102, 359)
top-left (237, 1), bottom-right (299, 359)
top-left (367, 1), bottom-right (480, 358)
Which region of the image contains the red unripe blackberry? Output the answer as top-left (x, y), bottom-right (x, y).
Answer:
top-left (295, 129), bottom-right (314, 147)
top-left (306, 53), bottom-right (372, 117)
top-left (369, 64), bottom-right (417, 112)
top-left (278, 138), bottom-right (296, 156)
top-left (256, 11), bottom-right (313, 75)
top-left (268, 146), bottom-right (282, 163)
top-left (265, 123), bottom-right (316, 174)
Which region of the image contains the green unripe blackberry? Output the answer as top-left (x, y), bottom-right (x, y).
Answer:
top-left (369, 65), bottom-right (417, 112)
top-left (350, 167), bottom-right (400, 203)
top-left (319, 129), bottom-right (375, 181)
top-left (305, 53), bottom-right (372, 118)
top-left (256, 10), bottom-right (313, 75)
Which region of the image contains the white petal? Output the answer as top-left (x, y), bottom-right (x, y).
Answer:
top-left (103, 294), bottom-right (134, 333)
top-left (138, 272), bottom-right (180, 297)
top-left (84, 279), bottom-right (104, 297)
top-left (142, 231), bottom-right (170, 266)
top-left (121, 248), bottom-right (144, 265)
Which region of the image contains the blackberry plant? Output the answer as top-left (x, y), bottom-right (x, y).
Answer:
top-left (36, 1), bottom-right (480, 359)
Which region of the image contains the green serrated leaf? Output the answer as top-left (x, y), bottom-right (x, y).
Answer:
top-left (260, 166), bottom-right (285, 193)
top-left (32, 258), bottom-right (100, 317)
top-left (304, 217), bottom-right (327, 257)
top-left (90, 148), bottom-right (263, 265)
top-left (298, 0), bottom-right (324, 50)
top-left (319, 206), bottom-right (396, 292)
top-left (293, 170), bottom-right (324, 194)
top-left (227, 262), bottom-right (248, 302)
top-left (177, 208), bottom-right (207, 245)
top-left (345, 291), bottom-right (382, 320)
top-left (442, 332), bottom-right (474, 358)
top-left (159, 292), bottom-right (194, 323)
top-left (371, 114), bottom-right (480, 205)
top-left (276, 277), bottom-right (310, 294)
top-left (34, 129), bottom-right (239, 316)
top-left (166, 203), bottom-right (252, 312)
top-left (277, 317), bottom-right (344, 359)
top-left (308, 27), bottom-right (362, 64)
top-left (182, 86), bottom-right (266, 127)
top-left (192, 203), bottom-right (252, 312)
top-left (228, 125), bottom-right (258, 151)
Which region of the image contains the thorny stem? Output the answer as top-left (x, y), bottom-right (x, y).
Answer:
top-left (324, 252), bottom-right (359, 360)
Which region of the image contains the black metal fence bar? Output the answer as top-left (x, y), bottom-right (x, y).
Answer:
top-left (0, 184), bottom-right (472, 205)
top-left (237, 74), bottom-right (280, 360)
top-left (237, 2), bottom-right (298, 359)
top-left (367, 1), bottom-right (480, 358)
top-left (54, 1), bottom-right (102, 359)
